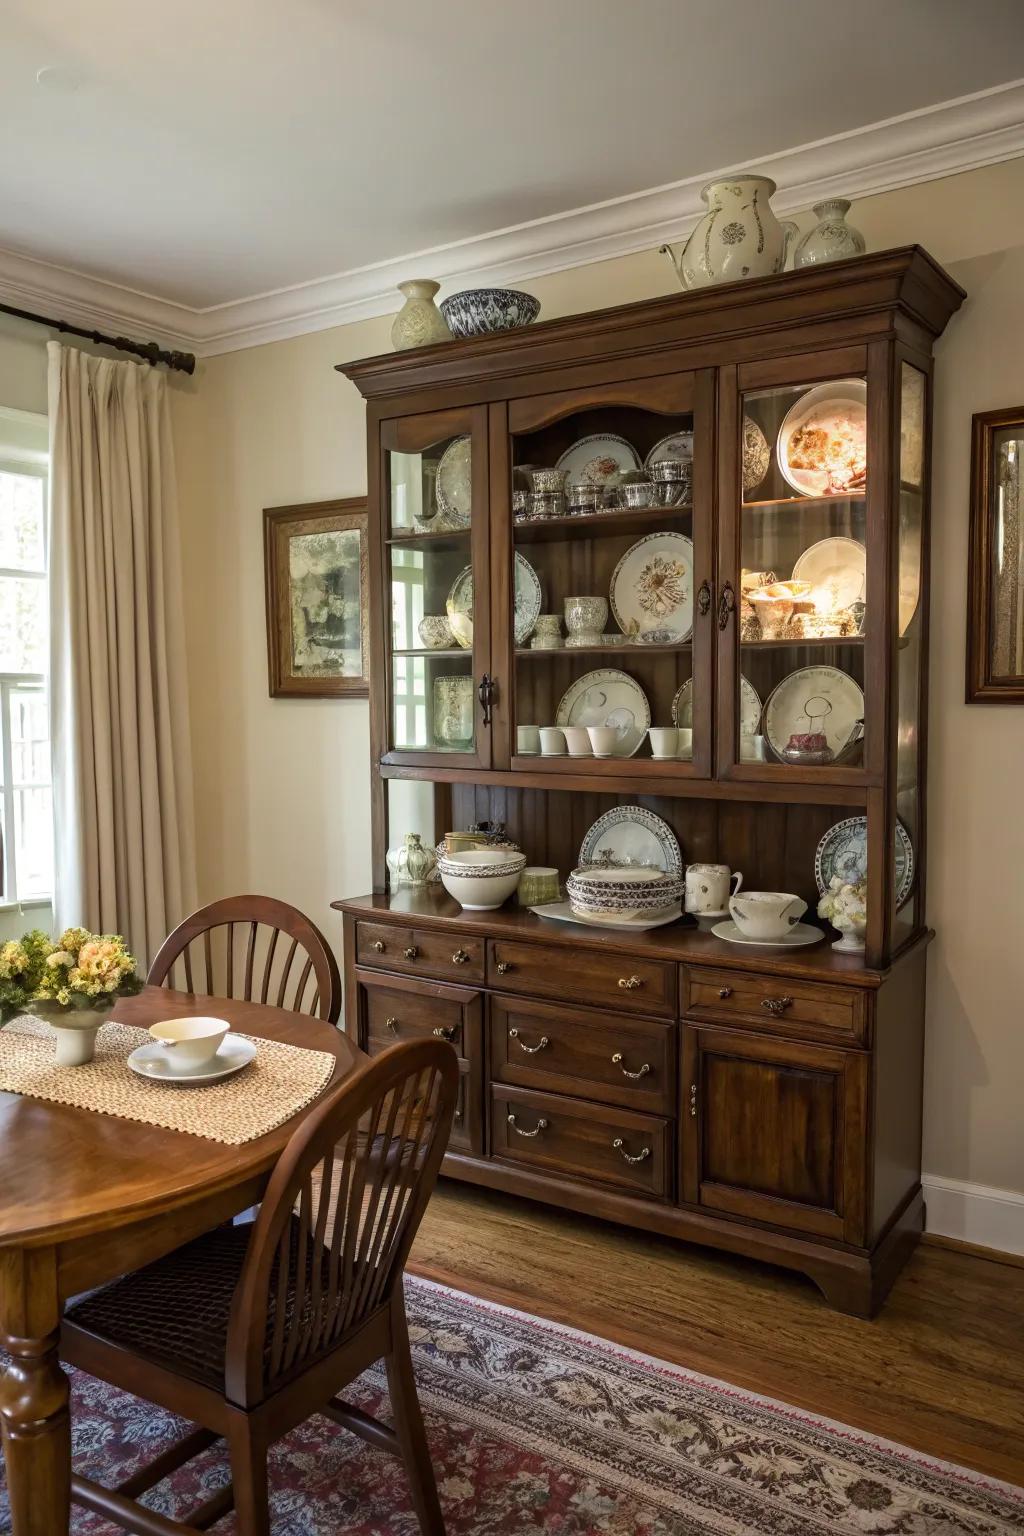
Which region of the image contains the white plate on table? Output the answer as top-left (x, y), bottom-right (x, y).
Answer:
top-left (531, 901), bottom-right (683, 933)
top-left (711, 920), bottom-right (824, 949)
top-left (127, 1035), bottom-right (257, 1085)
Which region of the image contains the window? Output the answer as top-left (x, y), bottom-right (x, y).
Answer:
top-left (0, 410), bottom-right (51, 903)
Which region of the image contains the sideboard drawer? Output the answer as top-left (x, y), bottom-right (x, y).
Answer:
top-left (490, 995), bottom-right (675, 1114)
top-left (356, 921), bottom-right (485, 984)
top-left (491, 1085), bottom-right (671, 1201)
top-left (488, 940), bottom-right (675, 1018)
top-left (682, 965), bottom-right (867, 1044)
top-left (357, 968), bottom-right (482, 1061)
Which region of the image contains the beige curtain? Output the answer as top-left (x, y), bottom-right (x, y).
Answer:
top-left (48, 342), bottom-right (197, 966)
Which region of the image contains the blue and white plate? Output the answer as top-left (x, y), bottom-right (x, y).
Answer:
top-left (814, 816), bottom-right (914, 911)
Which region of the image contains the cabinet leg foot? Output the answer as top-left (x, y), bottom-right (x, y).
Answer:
top-left (806, 1189), bottom-right (924, 1318)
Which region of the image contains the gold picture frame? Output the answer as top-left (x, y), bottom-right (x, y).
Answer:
top-left (264, 497), bottom-right (369, 698)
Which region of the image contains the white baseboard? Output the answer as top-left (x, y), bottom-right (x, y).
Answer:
top-left (922, 1174), bottom-right (1024, 1256)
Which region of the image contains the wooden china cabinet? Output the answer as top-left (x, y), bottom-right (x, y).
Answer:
top-left (333, 248), bottom-right (964, 1315)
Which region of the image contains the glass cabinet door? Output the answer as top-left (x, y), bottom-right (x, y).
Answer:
top-left (719, 359), bottom-right (871, 781)
top-left (380, 407), bottom-right (491, 766)
top-left (503, 374), bottom-right (713, 779)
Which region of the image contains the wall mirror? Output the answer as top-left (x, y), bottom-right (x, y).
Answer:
top-left (967, 405), bottom-right (1024, 702)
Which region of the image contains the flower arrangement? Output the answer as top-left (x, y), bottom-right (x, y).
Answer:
top-left (817, 877), bottom-right (867, 953)
top-left (0, 927), bottom-right (143, 1024)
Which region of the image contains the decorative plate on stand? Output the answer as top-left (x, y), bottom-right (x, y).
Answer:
top-left (645, 431), bottom-right (693, 469)
top-left (578, 805), bottom-right (682, 875)
top-left (555, 670), bottom-right (651, 758)
top-left (763, 665), bottom-right (864, 761)
top-left (791, 536), bottom-right (866, 612)
top-left (610, 533), bottom-right (694, 642)
top-left (673, 675), bottom-right (761, 735)
top-left (435, 435), bottom-right (473, 527)
top-left (556, 434), bottom-right (641, 488)
top-left (447, 553), bottom-right (541, 648)
top-left (777, 379), bottom-right (867, 498)
top-left (815, 815), bottom-right (915, 911)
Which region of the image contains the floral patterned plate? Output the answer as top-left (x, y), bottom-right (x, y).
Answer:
top-left (447, 553), bottom-right (541, 648)
top-left (815, 815), bottom-right (914, 911)
top-left (645, 431), bottom-right (693, 469)
top-left (610, 532), bottom-right (693, 641)
top-left (435, 435), bottom-right (472, 528)
top-left (555, 670), bottom-right (651, 758)
top-left (556, 433), bottom-right (641, 489)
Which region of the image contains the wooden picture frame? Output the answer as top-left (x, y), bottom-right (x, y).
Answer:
top-left (264, 497), bottom-right (370, 698)
top-left (967, 406), bottom-right (1024, 702)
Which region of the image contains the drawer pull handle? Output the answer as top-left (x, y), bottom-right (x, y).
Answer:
top-left (618, 975), bottom-right (643, 991)
top-left (507, 1113), bottom-right (547, 1138)
top-left (451, 948), bottom-right (470, 965)
top-left (454, 1109), bottom-right (463, 1121)
top-left (496, 960), bottom-right (513, 975)
top-left (613, 1137), bottom-right (651, 1165)
top-left (718, 986), bottom-right (732, 999)
top-left (404, 946), bottom-right (419, 960)
top-left (432, 1025), bottom-right (458, 1043)
top-left (690, 1082), bottom-right (697, 1117)
top-left (510, 1027), bottom-right (549, 1055)
top-left (761, 996), bottom-right (794, 1017)
top-left (372, 940), bottom-right (386, 954)
top-left (612, 1052), bottom-right (651, 1080)
top-left (386, 1016), bottom-right (399, 1034)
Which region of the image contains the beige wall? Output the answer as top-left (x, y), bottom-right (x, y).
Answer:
top-left (171, 157), bottom-right (1024, 1199)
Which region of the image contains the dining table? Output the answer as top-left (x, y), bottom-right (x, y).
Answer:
top-left (0, 985), bottom-right (365, 1536)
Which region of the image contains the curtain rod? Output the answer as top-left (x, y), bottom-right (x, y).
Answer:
top-left (0, 299), bottom-right (196, 375)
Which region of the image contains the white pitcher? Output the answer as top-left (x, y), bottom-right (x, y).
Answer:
top-left (661, 176), bottom-right (798, 291)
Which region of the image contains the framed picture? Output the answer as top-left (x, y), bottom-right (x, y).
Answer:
top-left (264, 497), bottom-right (370, 698)
top-left (967, 406), bottom-right (1024, 702)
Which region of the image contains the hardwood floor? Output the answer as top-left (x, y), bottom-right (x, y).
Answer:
top-left (409, 1180), bottom-right (1024, 1487)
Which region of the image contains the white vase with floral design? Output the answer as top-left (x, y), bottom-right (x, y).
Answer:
top-left (661, 177), bottom-right (798, 290)
top-left (794, 199), bottom-right (866, 268)
top-left (390, 280), bottom-right (453, 352)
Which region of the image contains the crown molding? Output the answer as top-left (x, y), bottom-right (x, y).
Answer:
top-left (2, 78), bottom-right (1023, 361)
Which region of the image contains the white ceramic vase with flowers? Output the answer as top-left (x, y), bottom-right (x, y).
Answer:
top-left (0, 927), bottom-right (143, 1065)
top-left (817, 877), bottom-right (867, 953)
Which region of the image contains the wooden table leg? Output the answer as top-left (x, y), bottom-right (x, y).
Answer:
top-left (0, 1248), bottom-right (71, 1535)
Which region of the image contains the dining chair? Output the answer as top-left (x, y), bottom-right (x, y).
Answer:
top-left (61, 1036), bottom-right (459, 1536)
top-left (148, 894), bottom-right (342, 1024)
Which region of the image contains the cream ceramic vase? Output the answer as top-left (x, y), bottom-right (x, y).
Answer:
top-left (390, 280), bottom-right (452, 351)
top-left (661, 176), bottom-right (798, 290)
top-left (386, 832), bottom-right (437, 888)
top-left (794, 199), bottom-right (866, 268)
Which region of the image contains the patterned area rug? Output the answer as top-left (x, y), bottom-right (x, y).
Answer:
top-left (1, 1277), bottom-right (1021, 1534)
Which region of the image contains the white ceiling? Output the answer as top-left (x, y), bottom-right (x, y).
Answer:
top-left (2, 0), bottom-right (1024, 348)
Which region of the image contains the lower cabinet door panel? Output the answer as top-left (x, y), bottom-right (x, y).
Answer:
top-left (491, 1084), bottom-right (671, 1201)
top-left (449, 1061), bottom-right (482, 1154)
top-left (681, 1026), bottom-right (867, 1242)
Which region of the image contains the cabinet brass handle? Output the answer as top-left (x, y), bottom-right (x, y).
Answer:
top-left (451, 948), bottom-right (470, 965)
top-left (689, 1081), bottom-right (698, 1117)
top-left (718, 986), bottom-right (732, 999)
top-left (496, 960), bottom-right (513, 974)
top-left (613, 1137), bottom-right (651, 1164)
top-left (372, 939), bottom-right (386, 954)
top-left (386, 1016), bottom-right (399, 1033)
top-left (432, 1025), bottom-right (458, 1042)
top-left (507, 1113), bottom-right (547, 1138)
top-left (717, 580), bottom-right (736, 630)
top-left (618, 975), bottom-right (643, 991)
top-left (510, 1027), bottom-right (549, 1054)
top-left (611, 1051), bottom-right (651, 1079)
top-left (404, 946), bottom-right (419, 960)
top-left (697, 578), bottom-right (712, 617)
top-left (760, 996), bottom-right (793, 1017)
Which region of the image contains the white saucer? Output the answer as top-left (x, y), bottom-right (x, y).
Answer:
top-left (530, 901), bottom-right (683, 933)
top-left (691, 908), bottom-right (730, 931)
top-left (127, 1035), bottom-right (257, 1085)
top-left (711, 920), bottom-right (824, 949)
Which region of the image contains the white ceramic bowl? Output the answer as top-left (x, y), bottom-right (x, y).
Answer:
top-left (437, 847), bottom-right (526, 910)
top-left (148, 1015), bottom-right (230, 1068)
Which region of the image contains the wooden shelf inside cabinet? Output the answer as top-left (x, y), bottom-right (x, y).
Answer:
top-left (516, 642), bottom-right (692, 659)
top-left (740, 635), bottom-right (865, 650)
top-left (386, 528), bottom-right (470, 548)
top-left (392, 648), bottom-right (468, 659)
top-left (513, 507), bottom-right (691, 543)
top-left (741, 492), bottom-right (867, 512)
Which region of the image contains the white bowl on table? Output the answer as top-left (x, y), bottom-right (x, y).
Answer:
top-left (437, 848), bottom-right (526, 911)
top-left (148, 1016), bottom-right (231, 1070)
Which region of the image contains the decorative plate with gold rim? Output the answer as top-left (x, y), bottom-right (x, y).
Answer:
top-left (610, 532), bottom-right (694, 642)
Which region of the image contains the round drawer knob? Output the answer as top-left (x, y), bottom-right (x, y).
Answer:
top-left (452, 949), bottom-right (470, 965)
top-left (718, 986), bottom-right (732, 999)
top-left (372, 940), bottom-right (385, 954)
top-left (404, 946), bottom-right (419, 960)
top-left (496, 960), bottom-right (513, 975)
top-left (432, 1025), bottom-right (457, 1043)
top-left (385, 1016), bottom-right (399, 1033)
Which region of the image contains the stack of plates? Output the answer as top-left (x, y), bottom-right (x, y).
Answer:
top-left (566, 865), bottom-right (683, 924)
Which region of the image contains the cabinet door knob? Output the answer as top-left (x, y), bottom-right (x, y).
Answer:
top-left (507, 1113), bottom-right (547, 1138)
top-left (760, 996), bottom-right (793, 1017)
top-left (510, 1027), bottom-right (549, 1055)
top-left (611, 1051), bottom-right (651, 1080)
top-left (372, 940), bottom-right (385, 954)
top-left (386, 1016), bottom-right (399, 1033)
top-left (718, 985), bottom-right (732, 999)
top-left (697, 578), bottom-right (712, 617)
top-left (689, 1081), bottom-right (698, 1117)
top-left (496, 960), bottom-right (513, 975)
top-left (618, 975), bottom-right (643, 991)
top-left (613, 1137), bottom-right (651, 1165)
top-left (451, 948), bottom-right (470, 965)
top-left (432, 1025), bottom-right (458, 1043)
top-left (717, 580), bottom-right (736, 630)
top-left (404, 946), bottom-right (419, 960)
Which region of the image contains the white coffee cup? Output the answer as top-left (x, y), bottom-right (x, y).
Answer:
top-left (562, 726), bottom-right (593, 757)
top-left (685, 863), bottom-right (743, 915)
top-left (517, 725), bottom-right (541, 755)
top-left (676, 727), bottom-right (693, 761)
top-left (539, 726), bottom-right (566, 756)
top-left (586, 725), bottom-right (618, 758)
top-left (648, 726), bottom-right (678, 759)
top-left (741, 733), bottom-right (767, 762)
top-left (729, 891), bottom-right (807, 941)
top-left (149, 1016), bottom-right (230, 1069)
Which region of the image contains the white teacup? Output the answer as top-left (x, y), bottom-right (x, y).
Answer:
top-left (562, 725), bottom-right (593, 757)
top-left (676, 727), bottom-right (693, 761)
top-left (149, 1016), bottom-right (230, 1069)
top-left (586, 725), bottom-right (618, 757)
top-left (685, 863), bottom-right (742, 915)
top-left (539, 726), bottom-right (565, 756)
top-left (517, 724), bottom-right (541, 755)
top-left (729, 891), bottom-right (807, 941)
top-left (648, 726), bottom-right (678, 759)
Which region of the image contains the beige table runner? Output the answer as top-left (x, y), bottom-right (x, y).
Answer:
top-left (0, 1016), bottom-right (337, 1145)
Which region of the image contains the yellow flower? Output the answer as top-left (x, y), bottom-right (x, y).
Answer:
top-left (0, 942), bottom-right (29, 980)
